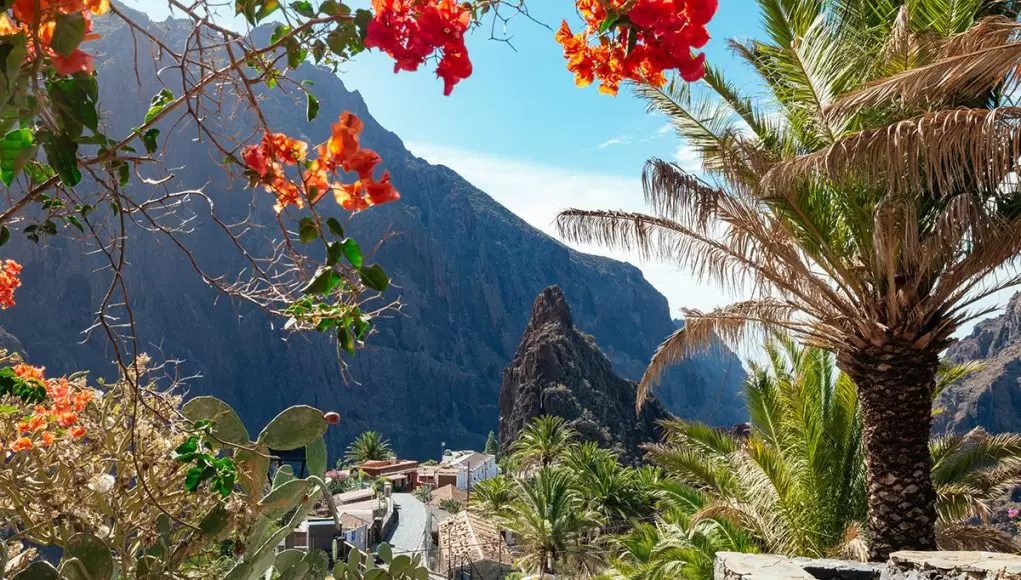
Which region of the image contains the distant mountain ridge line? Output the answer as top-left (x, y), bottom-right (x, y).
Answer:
top-left (0, 5), bottom-right (747, 459)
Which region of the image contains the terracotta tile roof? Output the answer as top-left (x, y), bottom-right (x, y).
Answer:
top-left (429, 484), bottom-right (467, 507)
top-left (439, 511), bottom-right (509, 566)
top-left (340, 513), bottom-right (371, 529)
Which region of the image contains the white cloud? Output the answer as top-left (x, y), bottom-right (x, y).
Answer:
top-left (405, 142), bottom-right (1016, 341)
top-left (595, 135), bottom-right (632, 149)
top-left (657, 123), bottom-right (674, 135)
top-left (406, 142), bottom-right (740, 318)
top-left (674, 144), bottom-right (702, 172)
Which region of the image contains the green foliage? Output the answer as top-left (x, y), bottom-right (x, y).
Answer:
top-left (510, 415), bottom-right (577, 469)
top-left (644, 337), bottom-right (1021, 560)
top-left (484, 430), bottom-right (499, 456)
top-left (0, 366), bottom-right (46, 404)
top-left (345, 430), bottom-right (394, 464)
top-left (412, 484), bottom-right (432, 503)
top-left (470, 475), bottom-right (516, 518)
top-left (438, 498), bottom-right (462, 513)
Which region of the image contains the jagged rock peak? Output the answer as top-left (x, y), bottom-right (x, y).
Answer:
top-left (498, 287), bottom-right (671, 463)
top-left (528, 286), bottom-right (573, 330)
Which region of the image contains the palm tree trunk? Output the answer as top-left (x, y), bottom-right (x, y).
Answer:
top-left (839, 343), bottom-right (940, 561)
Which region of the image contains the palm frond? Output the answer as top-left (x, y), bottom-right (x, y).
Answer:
top-left (826, 18), bottom-right (1021, 118)
top-left (937, 523), bottom-right (1019, 552)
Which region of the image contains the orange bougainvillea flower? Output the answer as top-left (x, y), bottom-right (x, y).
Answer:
top-left (71, 426), bottom-right (86, 438)
top-left (13, 363), bottom-right (45, 381)
top-left (57, 412), bottom-right (78, 428)
top-left (73, 390), bottom-right (93, 411)
top-left (261, 132), bottom-right (308, 165)
top-left (10, 437), bottom-right (32, 452)
top-left (242, 113), bottom-right (399, 213)
top-left (41, 431), bottom-right (54, 446)
top-left (0, 259), bottom-right (22, 309)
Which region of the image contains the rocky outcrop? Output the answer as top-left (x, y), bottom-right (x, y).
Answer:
top-left (714, 551), bottom-right (1021, 580)
top-left (935, 293), bottom-right (1021, 435)
top-left (498, 286), bottom-right (672, 463)
top-left (0, 6), bottom-right (745, 460)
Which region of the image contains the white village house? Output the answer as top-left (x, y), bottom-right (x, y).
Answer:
top-left (442, 450), bottom-right (498, 490)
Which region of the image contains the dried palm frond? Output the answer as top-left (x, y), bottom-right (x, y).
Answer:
top-left (936, 523), bottom-right (1019, 552)
top-left (763, 107), bottom-right (1021, 196)
top-left (826, 17), bottom-right (1021, 117)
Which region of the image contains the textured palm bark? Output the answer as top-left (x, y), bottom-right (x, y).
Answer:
top-left (839, 343), bottom-right (940, 561)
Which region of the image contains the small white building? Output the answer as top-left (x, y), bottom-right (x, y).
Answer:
top-left (442, 450), bottom-right (498, 490)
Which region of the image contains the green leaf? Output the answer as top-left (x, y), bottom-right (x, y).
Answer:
top-left (270, 24), bottom-right (292, 44)
top-left (326, 241), bottom-right (343, 266)
top-left (144, 88), bottom-right (174, 125)
top-left (290, 0), bottom-right (315, 16)
top-left (286, 40), bottom-right (306, 70)
top-left (341, 238), bottom-right (363, 268)
top-left (39, 131), bottom-right (80, 187)
top-left (337, 326), bottom-right (354, 353)
top-left (256, 0), bottom-right (281, 21)
top-left (377, 543), bottom-right (392, 564)
top-left (0, 404), bottom-right (17, 414)
top-left (300, 266), bottom-right (342, 296)
top-left (12, 561), bottom-right (59, 580)
top-left (66, 215), bottom-right (83, 232)
top-left (142, 128), bottom-right (159, 154)
top-left (51, 12), bottom-right (85, 58)
top-left (24, 161), bottom-right (54, 183)
top-left (319, 0), bottom-right (337, 13)
top-left (298, 217), bottom-right (318, 244)
top-left (0, 128), bottom-right (36, 186)
top-left (116, 162), bottom-right (129, 187)
top-left (597, 13), bottom-right (618, 34)
top-left (48, 74), bottom-right (99, 136)
top-left (359, 264), bottom-right (389, 292)
top-left (0, 34), bottom-right (26, 109)
top-left (326, 217), bottom-right (344, 237)
top-left (306, 92), bottom-right (319, 122)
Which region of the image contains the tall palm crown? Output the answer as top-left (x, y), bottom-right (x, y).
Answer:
top-left (510, 415), bottom-right (578, 470)
top-left (644, 337), bottom-right (1021, 559)
top-left (344, 431), bottom-right (394, 464)
top-left (557, 0), bottom-right (1021, 558)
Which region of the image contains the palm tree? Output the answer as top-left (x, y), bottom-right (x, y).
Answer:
top-left (644, 337), bottom-right (1021, 558)
top-left (510, 415), bottom-right (578, 470)
top-left (470, 475), bottom-right (517, 518)
top-left (502, 467), bottom-right (605, 576)
top-left (555, 0), bottom-right (1021, 557)
top-left (608, 482), bottom-right (758, 580)
top-left (565, 442), bottom-right (651, 525)
top-left (344, 431), bottom-right (394, 464)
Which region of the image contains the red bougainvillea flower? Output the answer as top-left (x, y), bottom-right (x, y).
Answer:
top-left (41, 431), bottom-right (54, 446)
top-left (0, 259), bottom-right (23, 309)
top-left (71, 426), bottom-right (86, 438)
top-left (242, 145), bottom-right (270, 177)
top-left (10, 437), bottom-right (32, 452)
top-left (365, 0), bottom-right (473, 95)
top-left (555, 0), bottom-right (717, 93)
top-left (365, 171), bottom-right (400, 206)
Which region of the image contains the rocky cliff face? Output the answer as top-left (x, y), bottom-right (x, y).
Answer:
top-left (935, 293), bottom-right (1021, 434)
top-left (0, 7), bottom-right (745, 460)
top-left (499, 286), bottom-right (672, 463)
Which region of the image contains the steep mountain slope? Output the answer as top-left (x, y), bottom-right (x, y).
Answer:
top-left (0, 7), bottom-right (745, 459)
top-left (499, 286), bottom-right (672, 463)
top-left (935, 293), bottom-right (1021, 434)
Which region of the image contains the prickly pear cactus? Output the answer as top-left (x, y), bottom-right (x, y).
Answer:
top-left (331, 543), bottom-right (431, 580)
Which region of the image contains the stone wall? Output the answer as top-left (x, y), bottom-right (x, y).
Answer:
top-left (715, 551), bottom-right (1021, 580)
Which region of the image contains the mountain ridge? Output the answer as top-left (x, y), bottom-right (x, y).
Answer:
top-left (0, 6), bottom-right (746, 458)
